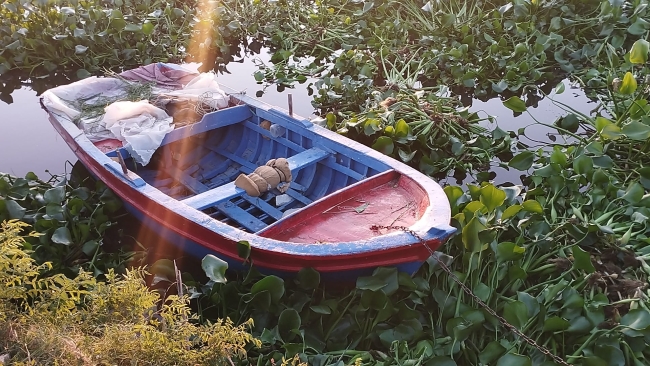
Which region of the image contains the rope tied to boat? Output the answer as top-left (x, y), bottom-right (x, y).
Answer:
top-left (234, 158), bottom-right (293, 197)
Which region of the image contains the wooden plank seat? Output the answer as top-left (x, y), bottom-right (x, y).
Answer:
top-left (182, 147), bottom-right (330, 210)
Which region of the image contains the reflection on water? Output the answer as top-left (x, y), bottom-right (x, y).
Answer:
top-left (0, 88), bottom-right (77, 178)
top-left (0, 53), bottom-right (598, 182)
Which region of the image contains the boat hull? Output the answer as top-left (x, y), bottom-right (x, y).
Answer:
top-left (43, 83), bottom-right (455, 281)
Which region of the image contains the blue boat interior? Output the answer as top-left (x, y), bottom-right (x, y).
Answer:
top-left (105, 102), bottom-right (390, 233)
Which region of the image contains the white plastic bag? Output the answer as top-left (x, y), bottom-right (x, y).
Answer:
top-left (103, 100), bottom-right (174, 165)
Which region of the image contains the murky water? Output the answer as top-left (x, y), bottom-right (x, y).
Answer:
top-left (0, 50), bottom-right (598, 182)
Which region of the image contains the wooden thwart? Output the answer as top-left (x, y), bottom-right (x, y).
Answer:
top-left (181, 147), bottom-right (329, 210)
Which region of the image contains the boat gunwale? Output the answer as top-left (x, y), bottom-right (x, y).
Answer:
top-left (41, 82), bottom-right (455, 261)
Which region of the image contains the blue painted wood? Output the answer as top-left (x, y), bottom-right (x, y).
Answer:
top-left (214, 201), bottom-right (267, 232)
top-left (241, 196), bottom-right (284, 220)
top-left (161, 105), bottom-right (253, 145)
top-left (182, 147), bottom-right (329, 210)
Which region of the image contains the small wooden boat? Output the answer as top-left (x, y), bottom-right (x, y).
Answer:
top-left (41, 67), bottom-right (455, 280)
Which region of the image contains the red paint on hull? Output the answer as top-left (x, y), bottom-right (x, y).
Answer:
top-left (260, 171), bottom-right (427, 243)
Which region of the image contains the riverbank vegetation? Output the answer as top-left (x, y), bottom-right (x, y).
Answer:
top-left (2, 0), bottom-right (650, 365)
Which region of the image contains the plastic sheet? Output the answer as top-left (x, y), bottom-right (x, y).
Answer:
top-left (41, 63), bottom-right (229, 166)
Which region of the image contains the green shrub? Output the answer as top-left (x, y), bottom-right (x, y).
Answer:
top-left (0, 220), bottom-right (260, 365)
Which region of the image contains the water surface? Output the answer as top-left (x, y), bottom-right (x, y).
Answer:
top-left (0, 53), bottom-right (598, 182)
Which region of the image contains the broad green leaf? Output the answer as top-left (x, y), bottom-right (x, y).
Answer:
top-left (622, 182), bottom-right (645, 204)
top-left (278, 308), bottom-right (301, 341)
top-left (496, 242), bottom-right (525, 262)
top-left (296, 267), bottom-right (320, 289)
top-left (394, 119), bottom-right (410, 138)
top-left (503, 301), bottom-right (528, 329)
top-left (496, 353), bottom-right (531, 366)
top-left (81, 240), bottom-right (99, 256)
top-left (51, 227), bottom-right (72, 245)
top-left (594, 344), bottom-right (625, 366)
top-left (462, 217), bottom-right (486, 252)
top-left (620, 308), bottom-right (650, 333)
top-left (480, 184), bottom-right (506, 211)
top-left (573, 154), bottom-right (593, 176)
top-left (619, 72), bottom-right (637, 94)
top-left (509, 151), bottom-right (534, 170)
top-left (76, 69), bottom-right (91, 79)
top-left (142, 22), bottom-right (155, 35)
top-left (444, 185), bottom-right (465, 207)
top-left (237, 240), bottom-right (251, 260)
top-left (522, 200), bottom-right (543, 214)
top-left (357, 267), bottom-right (399, 295)
top-left (501, 204), bottom-right (522, 220)
top-left (149, 259), bottom-right (175, 280)
top-left (251, 276), bottom-right (285, 303)
top-left (629, 39), bottom-right (650, 64)
top-left (479, 341), bottom-right (506, 364)
top-left (622, 121), bottom-right (650, 140)
top-left (517, 292), bottom-right (540, 317)
top-left (543, 316), bottom-right (570, 332)
top-left (550, 147), bottom-right (568, 167)
top-left (202, 254), bottom-right (228, 283)
top-left (44, 186), bottom-right (65, 204)
top-left (398, 149), bottom-right (416, 163)
top-left (5, 200), bottom-right (26, 219)
top-left (572, 246), bottom-right (595, 273)
top-left (503, 96), bottom-right (527, 112)
top-left (372, 136), bottom-right (394, 155)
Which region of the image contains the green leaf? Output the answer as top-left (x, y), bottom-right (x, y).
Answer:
top-left (503, 96), bottom-right (527, 112)
top-left (251, 276), bottom-right (285, 303)
top-left (509, 151), bottom-right (534, 170)
top-left (5, 200), bottom-right (26, 219)
top-left (501, 204), bottom-right (522, 220)
top-left (543, 316), bottom-right (570, 332)
top-left (394, 119), bottom-right (410, 138)
top-left (357, 267), bottom-right (399, 295)
top-left (278, 308), bottom-right (301, 341)
top-left (622, 182), bottom-right (644, 203)
top-left (620, 308), bottom-right (650, 336)
top-left (51, 227), bottom-right (72, 245)
top-left (372, 136), bottom-right (394, 155)
top-left (398, 149), bottom-right (416, 163)
top-left (492, 80), bottom-right (508, 93)
top-left (496, 353), bottom-right (531, 366)
top-left (480, 184), bottom-right (506, 212)
top-left (555, 82), bottom-right (566, 94)
top-left (202, 255), bottom-right (228, 284)
top-left (44, 186), bottom-right (65, 204)
top-left (629, 39), bottom-right (649, 64)
top-left (124, 23), bottom-right (141, 32)
top-left (522, 200), bottom-right (543, 214)
top-left (426, 357), bottom-right (457, 366)
top-left (462, 216), bottom-right (486, 252)
top-left (142, 22), bottom-right (155, 35)
top-left (622, 121), bottom-right (650, 140)
top-left (496, 242), bottom-right (525, 263)
top-left (76, 69), bottom-right (91, 79)
top-left (573, 154), bottom-right (593, 176)
top-left (503, 301), bottom-right (528, 329)
top-left (619, 72), bottom-right (637, 94)
top-left (572, 246), bottom-right (595, 273)
top-left (444, 185), bottom-right (464, 207)
top-left (550, 147), bottom-right (567, 167)
top-left (237, 240), bottom-right (251, 260)
top-left (296, 267), bottom-right (320, 289)
top-left (517, 292), bottom-right (540, 318)
top-left (82, 240), bottom-right (99, 256)
top-left (479, 341), bottom-right (506, 364)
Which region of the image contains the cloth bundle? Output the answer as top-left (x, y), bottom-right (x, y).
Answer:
top-left (234, 158), bottom-right (292, 197)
